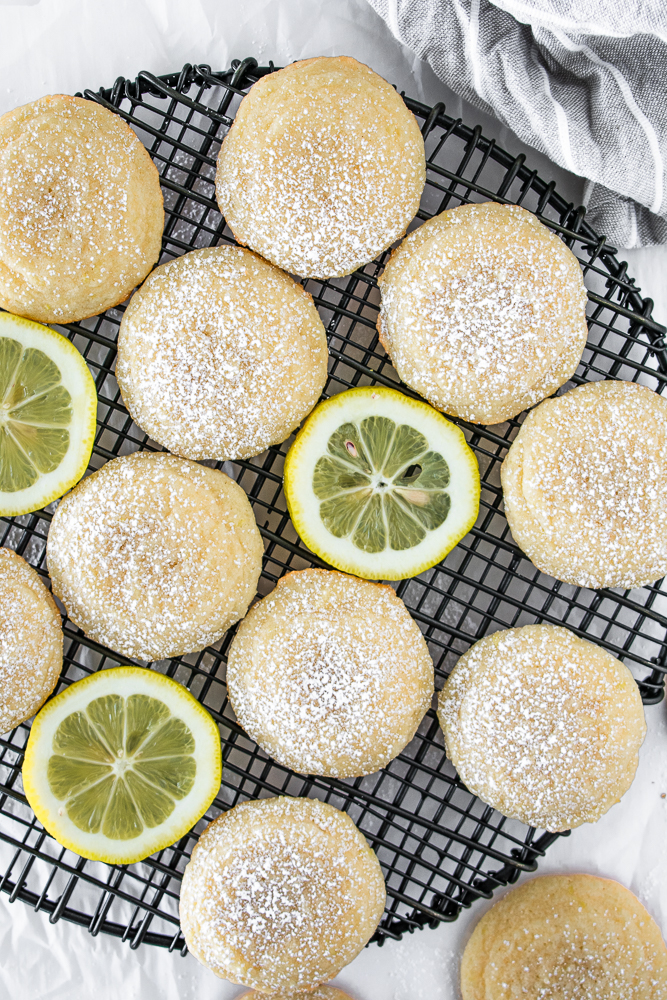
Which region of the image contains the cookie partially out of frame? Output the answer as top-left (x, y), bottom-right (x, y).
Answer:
top-left (0, 95), bottom-right (163, 323)
top-left (0, 547), bottom-right (62, 733)
top-left (461, 874), bottom-right (667, 999)
top-left (240, 989), bottom-right (352, 1000)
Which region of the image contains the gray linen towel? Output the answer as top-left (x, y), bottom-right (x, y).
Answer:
top-left (367, 0), bottom-right (667, 246)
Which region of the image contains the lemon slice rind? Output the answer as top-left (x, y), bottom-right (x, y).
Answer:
top-left (22, 667), bottom-right (222, 865)
top-left (284, 386), bottom-right (480, 580)
top-left (0, 312), bottom-right (97, 517)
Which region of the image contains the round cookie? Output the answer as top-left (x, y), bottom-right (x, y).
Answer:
top-left (377, 202), bottom-right (588, 424)
top-left (437, 624), bottom-right (646, 832)
top-left (240, 988), bottom-right (352, 1000)
top-left (0, 95), bottom-right (164, 324)
top-left (227, 569), bottom-right (434, 777)
top-left (47, 452), bottom-right (263, 660)
top-left (216, 56), bottom-right (425, 279)
top-left (461, 874), bottom-right (667, 999)
top-left (0, 548), bottom-right (62, 732)
top-left (116, 246), bottom-right (328, 461)
top-left (501, 379), bottom-right (667, 589)
top-left (179, 796), bottom-right (386, 992)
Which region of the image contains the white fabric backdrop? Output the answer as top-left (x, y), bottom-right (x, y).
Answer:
top-left (0, 2), bottom-right (665, 998)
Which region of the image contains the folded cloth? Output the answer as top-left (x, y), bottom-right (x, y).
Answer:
top-left (366, 0), bottom-right (667, 246)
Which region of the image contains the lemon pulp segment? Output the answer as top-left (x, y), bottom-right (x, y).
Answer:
top-left (22, 667), bottom-right (222, 864)
top-left (313, 417), bottom-right (451, 551)
top-left (0, 312), bottom-right (97, 516)
top-left (284, 386), bottom-right (480, 580)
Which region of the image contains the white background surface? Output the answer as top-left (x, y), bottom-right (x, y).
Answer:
top-left (1, 1), bottom-right (666, 998)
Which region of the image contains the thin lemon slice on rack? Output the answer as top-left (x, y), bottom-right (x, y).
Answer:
top-left (0, 311), bottom-right (97, 516)
top-left (22, 667), bottom-right (221, 865)
top-left (284, 386), bottom-right (480, 580)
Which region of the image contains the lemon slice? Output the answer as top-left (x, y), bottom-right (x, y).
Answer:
top-left (284, 386), bottom-right (480, 580)
top-left (0, 311), bottom-right (97, 516)
top-left (22, 667), bottom-right (222, 865)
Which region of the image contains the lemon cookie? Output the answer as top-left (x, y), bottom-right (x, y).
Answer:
top-left (0, 548), bottom-right (62, 732)
top-left (461, 874), bottom-right (667, 999)
top-left (227, 569), bottom-right (434, 777)
top-left (47, 452), bottom-right (263, 660)
top-left (438, 624), bottom-right (646, 832)
top-left (216, 56), bottom-right (425, 279)
top-left (0, 95), bottom-right (163, 324)
top-left (501, 379), bottom-right (667, 589)
top-left (116, 247), bottom-right (327, 460)
top-left (180, 796), bottom-right (386, 992)
top-left (240, 989), bottom-right (352, 1000)
top-left (378, 202), bottom-right (588, 424)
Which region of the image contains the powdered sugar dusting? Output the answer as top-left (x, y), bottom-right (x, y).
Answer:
top-left (0, 547), bottom-right (62, 733)
top-left (438, 624), bottom-right (646, 832)
top-left (378, 202), bottom-right (588, 425)
top-left (502, 379), bottom-right (667, 589)
top-left (116, 246), bottom-right (327, 461)
top-left (46, 452), bottom-right (263, 661)
top-left (0, 95), bottom-right (162, 322)
top-left (242, 988), bottom-right (351, 999)
top-left (216, 56), bottom-right (425, 279)
top-left (180, 796), bottom-right (386, 992)
top-left (227, 569), bottom-right (434, 777)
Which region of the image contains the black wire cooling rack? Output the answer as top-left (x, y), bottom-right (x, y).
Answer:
top-left (2, 58), bottom-right (667, 955)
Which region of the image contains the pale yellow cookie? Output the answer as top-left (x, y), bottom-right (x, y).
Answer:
top-left (501, 379), bottom-right (667, 589)
top-left (239, 987), bottom-right (352, 1000)
top-left (216, 56), bottom-right (425, 279)
top-left (0, 95), bottom-right (163, 323)
top-left (116, 246), bottom-right (327, 460)
top-left (227, 569), bottom-right (434, 777)
top-left (378, 202), bottom-right (588, 424)
top-left (0, 548), bottom-right (62, 732)
top-left (461, 874), bottom-right (667, 999)
top-left (438, 624), bottom-right (646, 832)
top-left (179, 796), bottom-right (386, 993)
top-left (47, 452), bottom-right (263, 660)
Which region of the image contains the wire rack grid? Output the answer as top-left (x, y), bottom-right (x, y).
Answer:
top-left (1, 57), bottom-right (667, 955)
